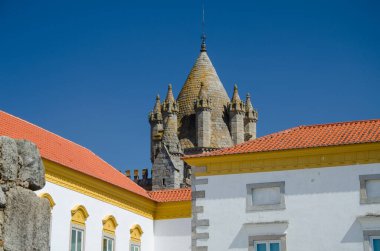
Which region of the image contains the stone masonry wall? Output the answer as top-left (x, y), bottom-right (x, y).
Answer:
top-left (0, 136), bottom-right (50, 251)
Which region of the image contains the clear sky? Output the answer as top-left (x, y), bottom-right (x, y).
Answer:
top-left (0, 0), bottom-right (379, 174)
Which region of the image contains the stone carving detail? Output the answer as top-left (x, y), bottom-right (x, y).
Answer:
top-left (0, 136), bottom-right (50, 251)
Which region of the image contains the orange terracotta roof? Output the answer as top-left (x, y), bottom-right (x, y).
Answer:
top-left (0, 110), bottom-right (153, 198)
top-left (185, 119), bottom-right (380, 158)
top-left (148, 188), bottom-right (192, 202)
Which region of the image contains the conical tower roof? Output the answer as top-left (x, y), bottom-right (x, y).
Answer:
top-left (177, 46), bottom-right (233, 149)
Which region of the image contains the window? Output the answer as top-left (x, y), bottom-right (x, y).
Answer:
top-left (254, 240), bottom-right (281, 251)
top-left (363, 230), bottom-right (380, 251)
top-left (249, 235), bottom-right (286, 251)
top-left (103, 236), bottom-right (114, 251)
top-left (360, 174), bottom-right (380, 204)
top-left (102, 215), bottom-right (118, 251)
top-left (70, 205), bottom-right (89, 251)
top-left (71, 227), bottom-right (84, 251)
top-left (370, 236), bottom-right (380, 251)
top-left (246, 182), bottom-right (285, 211)
top-left (130, 224), bottom-right (143, 251)
top-left (130, 243), bottom-right (140, 251)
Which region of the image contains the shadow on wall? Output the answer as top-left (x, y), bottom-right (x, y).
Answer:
top-left (341, 219), bottom-right (364, 243)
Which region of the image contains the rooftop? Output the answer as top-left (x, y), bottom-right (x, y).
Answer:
top-left (0, 110), bottom-right (191, 202)
top-left (185, 119), bottom-right (380, 158)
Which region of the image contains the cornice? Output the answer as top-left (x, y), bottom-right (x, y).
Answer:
top-left (185, 143), bottom-right (380, 176)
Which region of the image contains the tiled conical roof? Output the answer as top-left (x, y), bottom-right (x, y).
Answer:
top-left (177, 47), bottom-right (233, 149)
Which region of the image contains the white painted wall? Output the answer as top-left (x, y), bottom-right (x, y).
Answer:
top-left (195, 163), bottom-right (380, 250)
top-left (37, 182), bottom-right (155, 251)
top-left (154, 218), bottom-right (192, 251)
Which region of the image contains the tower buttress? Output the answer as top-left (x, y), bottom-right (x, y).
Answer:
top-left (149, 95), bottom-right (163, 163)
top-left (228, 84), bottom-right (245, 145)
top-left (152, 84), bottom-right (184, 190)
top-left (195, 82), bottom-right (212, 147)
top-left (244, 93), bottom-right (258, 141)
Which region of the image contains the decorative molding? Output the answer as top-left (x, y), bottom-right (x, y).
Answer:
top-left (102, 215), bottom-right (118, 235)
top-left (38, 192), bottom-right (56, 209)
top-left (71, 205), bottom-right (89, 226)
top-left (185, 143), bottom-right (380, 177)
top-left (130, 224), bottom-right (143, 243)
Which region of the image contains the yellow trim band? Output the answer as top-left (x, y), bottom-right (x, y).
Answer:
top-left (185, 143), bottom-right (380, 176)
top-left (44, 159), bottom-right (191, 220)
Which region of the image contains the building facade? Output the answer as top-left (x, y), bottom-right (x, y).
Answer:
top-left (0, 111), bottom-right (192, 251)
top-left (185, 120), bottom-right (380, 251)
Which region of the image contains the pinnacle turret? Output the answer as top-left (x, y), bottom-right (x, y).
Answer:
top-left (195, 82), bottom-right (211, 110)
top-left (162, 84), bottom-right (178, 114)
top-left (244, 93), bottom-right (258, 141)
top-left (149, 94), bottom-right (163, 123)
top-left (229, 84), bottom-right (245, 112)
top-left (245, 93), bottom-right (258, 121)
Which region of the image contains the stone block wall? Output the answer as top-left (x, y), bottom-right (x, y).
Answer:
top-left (0, 136), bottom-right (50, 251)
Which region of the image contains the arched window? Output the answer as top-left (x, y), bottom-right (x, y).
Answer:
top-left (130, 224), bottom-right (143, 251)
top-left (70, 205), bottom-right (89, 251)
top-left (39, 192), bottom-right (56, 209)
top-left (102, 215), bottom-right (118, 251)
top-left (39, 192), bottom-right (55, 246)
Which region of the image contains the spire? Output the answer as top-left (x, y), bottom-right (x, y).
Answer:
top-left (231, 84), bottom-right (241, 103)
top-left (245, 93), bottom-right (253, 112)
top-left (163, 84), bottom-right (178, 114)
top-left (229, 84), bottom-right (245, 112)
top-left (245, 93), bottom-right (258, 121)
top-left (154, 94), bottom-right (161, 113)
top-left (165, 84), bottom-right (175, 103)
top-left (149, 94), bottom-right (163, 123)
top-left (200, 0), bottom-right (207, 52)
top-left (195, 82), bottom-right (211, 109)
top-left (201, 34), bottom-right (207, 52)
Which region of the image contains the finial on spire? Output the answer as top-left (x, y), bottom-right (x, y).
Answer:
top-left (200, 0), bottom-right (207, 52)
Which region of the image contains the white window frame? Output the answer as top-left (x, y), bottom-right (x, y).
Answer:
top-left (359, 174), bottom-right (380, 204)
top-left (370, 236), bottom-right (380, 251)
top-left (70, 225), bottom-right (85, 251)
top-left (249, 234), bottom-right (286, 251)
top-left (254, 240), bottom-right (281, 251)
top-left (102, 235), bottom-right (115, 251)
top-left (130, 243), bottom-right (140, 251)
top-left (246, 181), bottom-right (286, 211)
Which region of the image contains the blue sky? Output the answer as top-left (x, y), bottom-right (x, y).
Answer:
top-left (0, 0), bottom-right (379, 173)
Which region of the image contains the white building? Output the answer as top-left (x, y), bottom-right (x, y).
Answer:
top-left (185, 120), bottom-right (380, 251)
top-left (0, 110), bottom-right (192, 251)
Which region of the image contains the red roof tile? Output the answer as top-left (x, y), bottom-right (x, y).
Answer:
top-left (0, 110), bottom-right (152, 198)
top-left (186, 119), bottom-right (380, 158)
top-left (148, 188), bottom-right (191, 202)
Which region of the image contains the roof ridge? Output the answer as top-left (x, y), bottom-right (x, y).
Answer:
top-left (299, 118), bottom-right (380, 128)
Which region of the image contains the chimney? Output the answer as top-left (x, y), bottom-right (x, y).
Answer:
top-left (142, 169), bottom-right (148, 180)
top-left (133, 169), bottom-right (139, 181)
top-left (125, 170), bottom-right (131, 178)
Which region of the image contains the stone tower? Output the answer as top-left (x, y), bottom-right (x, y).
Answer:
top-left (149, 39), bottom-right (258, 190)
